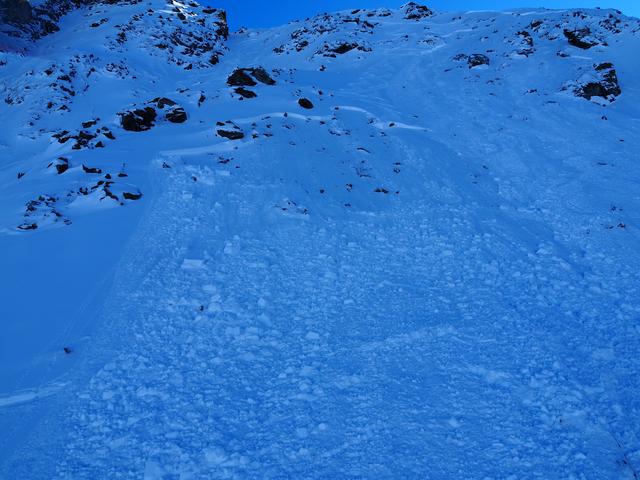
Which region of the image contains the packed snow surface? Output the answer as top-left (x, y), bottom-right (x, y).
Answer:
top-left (1, 1), bottom-right (640, 478)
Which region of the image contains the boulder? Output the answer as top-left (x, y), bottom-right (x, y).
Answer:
top-left (121, 107), bottom-right (157, 131)
top-left (151, 97), bottom-right (177, 108)
top-left (227, 67), bottom-right (276, 86)
top-left (227, 69), bottom-right (257, 86)
top-left (249, 67), bottom-right (276, 85)
top-left (82, 164), bottom-right (102, 174)
top-left (563, 28), bottom-right (598, 49)
top-left (234, 87), bottom-right (257, 99)
top-left (298, 98), bottom-right (314, 109)
top-left (332, 43), bottom-right (359, 54)
top-left (51, 157), bottom-right (69, 175)
top-left (165, 107), bottom-right (187, 123)
top-left (576, 63), bottom-right (621, 101)
top-left (468, 54), bottom-right (490, 68)
top-left (217, 129), bottom-right (244, 140)
top-left (123, 191), bottom-right (143, 200)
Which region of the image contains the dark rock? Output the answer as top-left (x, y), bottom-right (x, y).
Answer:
top-left (53, 157), bottom-right (69, 174)
top-left (52, 130), bottom-right (70, 143)
top-left (227, 69), bottom-right (257, 86)
top-left (120, 107), bottom-right (157, 131)
top-left (123, 191), bottom-right (143, 200)
top-left (63, 347), bottom-right (73, 354)
top-left (595, 62), bottom-right (614, 71)
top-left (151, 97), bottom-right (177, 108)
top-left (249, 67), bottom-right (276, 85)
top-left (227, 67), bottom-right (276, 87)
top-left (165, 107), bottom-right (187, 123)
top-left (403, 2), bottom-right (433, 20)
top-left (332, 43), bottom-right (359, 54)
top-left (234, 87), bottom-right (257, 99)
top-left (298, 98), bottom-right (314, 109)
top-left (18, 223), bottom-right (38, 231)
top-left (517, 30), bottom-right (534, 56)
top-left (576, 63), bottom-right (621, 101)
top-left (578, 82), bottom-right (617, 100)
top-left (563, 28), bottom-right (597, 49)
top-left (82, 164), bottom-right (102, 174)
top-left (468, 54), bottom-right (490, 68)
top-left (217, 129), bottom-right (244, 140)
top-left (102, 129), bottom-right (115, 140)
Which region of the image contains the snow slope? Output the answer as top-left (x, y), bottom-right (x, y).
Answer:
top-left (1, 1), bottom-right (640, 478)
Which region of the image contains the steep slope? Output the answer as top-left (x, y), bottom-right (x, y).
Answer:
top-left (1, 2), bottom-right (640, 478)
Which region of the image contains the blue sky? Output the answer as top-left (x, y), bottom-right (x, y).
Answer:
top-left (212, 0), bottom-right (640, 29)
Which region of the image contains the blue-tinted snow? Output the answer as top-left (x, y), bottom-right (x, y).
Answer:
top-left (1, 2), bottom-right (640, 478)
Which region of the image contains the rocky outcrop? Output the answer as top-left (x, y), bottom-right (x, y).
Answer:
top-left (51, 124), bottom-right (114, 150)
top-left (563, 28), bottom-right (600, 49)
top-left (402, 2), bottom-right (433, 21)
top-left (120, 98), bottom-right (187, 131)
top-left (227, 67), bottom-right (276, 86)
top-left (468, 54), bottom-right (490, 68)
top-left (1, 0), bottom-right (228, 70)
top-left (234, 87), bottom-right (257, 99)
top-left (575, 62), bottom-right (621, 101)
top-left (120, 106), bottom-right (157, 131)
top-left (150, 97), bottom-right (187, 123)
top-left (49, 157), bottom-right (69, 174)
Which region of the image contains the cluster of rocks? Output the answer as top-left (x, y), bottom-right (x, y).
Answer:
top-left (272, 10), bottom-right (380, 56)
top-left (563, 27), bottom-right (603, 49)
top-left (318, 41), bottom-right (372, 57)
top-left (453, 53), bottom-right (490, 69)
top-left (226, 67), bottom-right (276, 99)
top-left (109, 2), bottom-right (228, 69)
top-left (77, 178), bottom-right (142, 203)
top-left (18, 165), bottom-right (142, 231)
top-left (402, 2), bottom-right (433, 21)
top-left (515, 30), bottom-right (534, 57)
top-left (51, 122), bottom-right (115, 150)
top-left (120, 97), bottom-right (187, 131)
top-left (18, 194), bottom-right (65, 230)
top-left (1, 0), bottom-right (145, 41)
top-left (227, 67), bottom-right (276, 86)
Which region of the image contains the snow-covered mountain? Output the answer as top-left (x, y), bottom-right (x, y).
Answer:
top-left (1, 1), bottom-right (640, 477)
